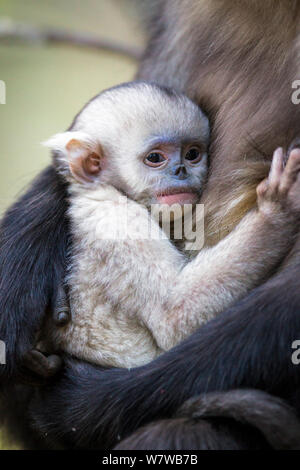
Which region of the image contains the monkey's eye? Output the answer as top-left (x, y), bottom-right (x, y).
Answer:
top-left (185, 147), bottom-right (202, 165)
top-left (144, 152), bottom-right (168, 168)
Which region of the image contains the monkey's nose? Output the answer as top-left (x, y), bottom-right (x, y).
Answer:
top-left (173, 165), bottom-right (188, 180)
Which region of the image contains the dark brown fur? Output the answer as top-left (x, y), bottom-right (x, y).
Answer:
top-left (138, 0), bottom-right (300, 245)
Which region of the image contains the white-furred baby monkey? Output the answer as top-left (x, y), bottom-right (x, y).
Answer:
top-left (41, 82), bottom-right (300, 368)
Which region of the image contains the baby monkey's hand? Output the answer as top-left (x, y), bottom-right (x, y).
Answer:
top-left (257, 146), bottom-right (300, 220)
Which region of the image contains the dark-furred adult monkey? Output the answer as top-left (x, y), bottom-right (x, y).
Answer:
top-left (2, 0), bottom-right (300, 450)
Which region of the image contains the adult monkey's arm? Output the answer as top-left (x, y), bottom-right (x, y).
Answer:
top-left (29, 267), bottom-right (300, 449)
top-left (0, 166), bottom-right (70, 383)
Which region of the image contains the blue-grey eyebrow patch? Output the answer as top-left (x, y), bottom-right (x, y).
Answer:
top-left (144, 133), bottom-right (204, 150)
top-left (145, 134), bottom-right (180, 148)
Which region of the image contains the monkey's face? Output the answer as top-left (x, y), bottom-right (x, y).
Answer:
top-left (119, 136), bottom-right (208, 209)
top-left (45, 82), bottom-right (209, 209)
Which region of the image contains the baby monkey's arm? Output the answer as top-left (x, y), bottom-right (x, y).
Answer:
top-left (101, 147), bottom-right (300, 351)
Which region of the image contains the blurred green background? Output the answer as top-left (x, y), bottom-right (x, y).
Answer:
top-left (0, 0), bottom-right (144, 449)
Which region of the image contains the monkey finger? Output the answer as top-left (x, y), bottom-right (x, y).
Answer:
top-left (22, 349), bottom-right (63, 379)
top-left (46, 354), bottom-right (64, 375)
top-left (256, 178), bottom-right (269, 198)
top-left (279, 148), bottom-right (300, 196)
top-left (54, 307), bottom-right (71, 326)
top-left (268, 147), bottom-right (284, 190)
top-left (53, 285), bottom-right (71, 326)
top-left (287, 138), bottom-right (300, 158)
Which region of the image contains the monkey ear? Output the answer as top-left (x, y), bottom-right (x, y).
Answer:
top-left (43, 131), bottom-right (103, 183)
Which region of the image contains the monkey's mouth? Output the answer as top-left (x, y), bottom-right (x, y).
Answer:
top-left (155, 188), bottom-right (199, 206)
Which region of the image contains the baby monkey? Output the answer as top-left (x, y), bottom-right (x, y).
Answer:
top-left (39, 82), bottom-right (300, 369)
